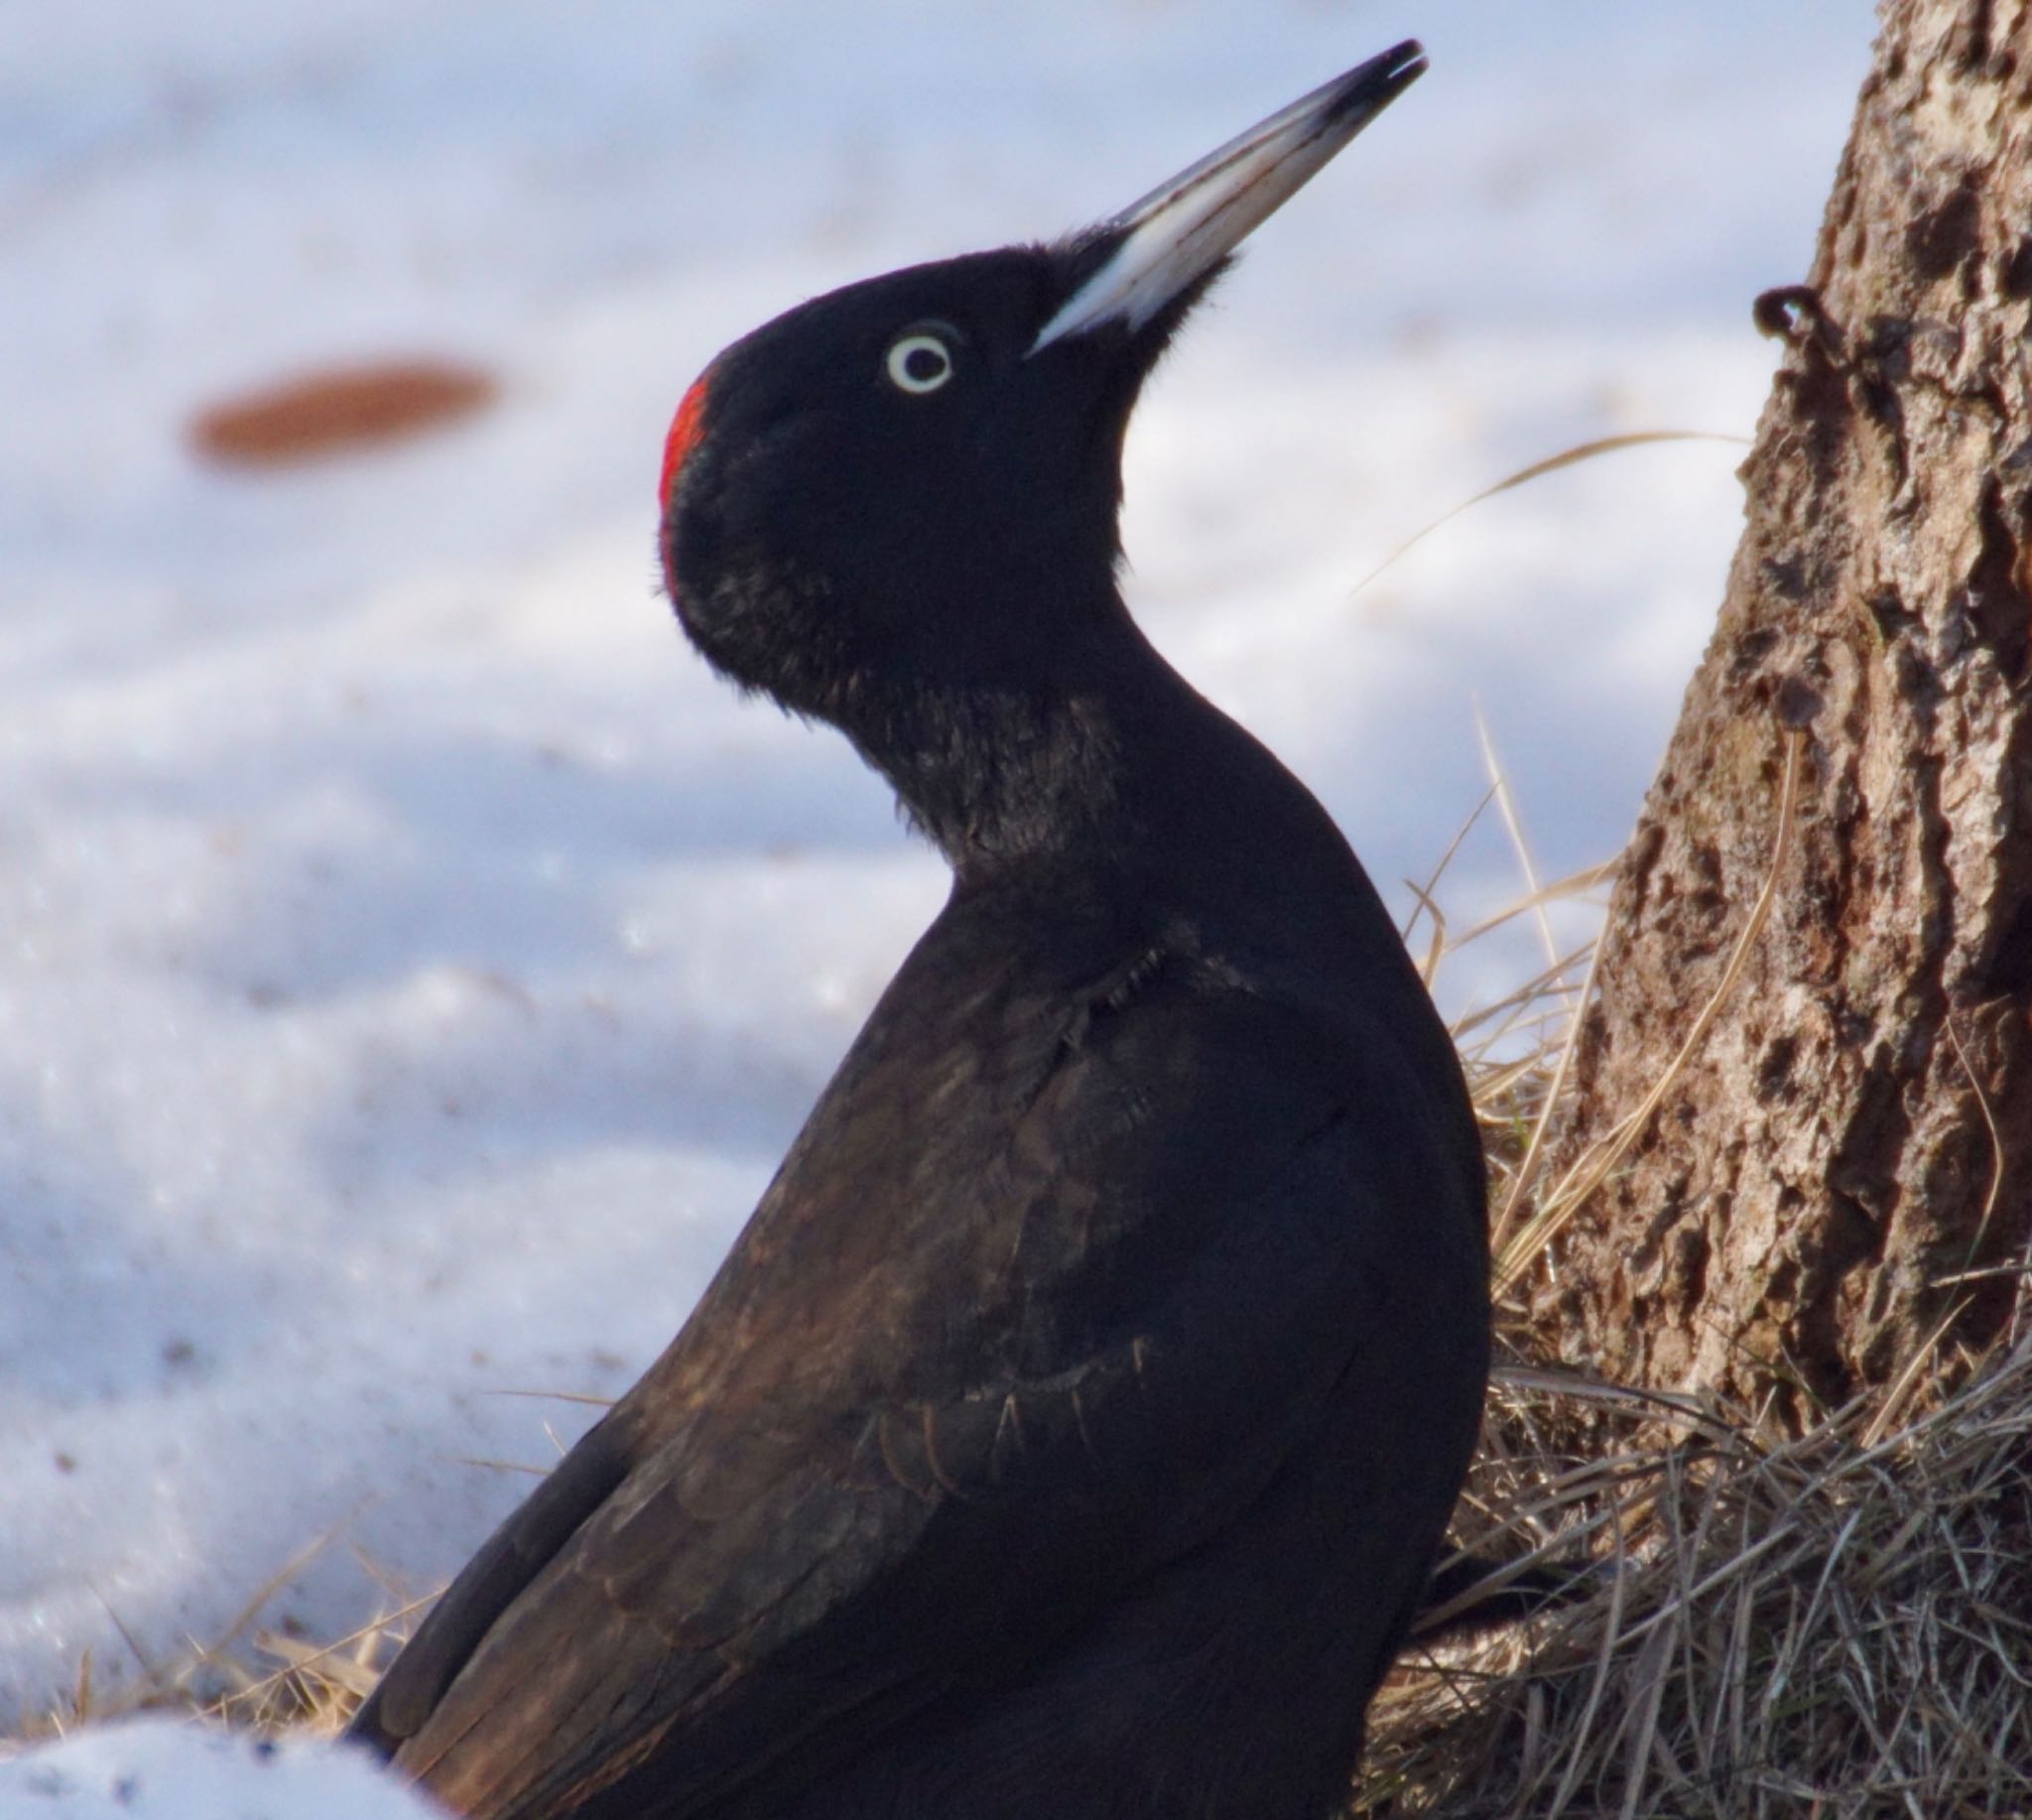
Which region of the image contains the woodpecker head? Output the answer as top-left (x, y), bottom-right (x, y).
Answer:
top-left (658, 43), bottom-right (1426, 732)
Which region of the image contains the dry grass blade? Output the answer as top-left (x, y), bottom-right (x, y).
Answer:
top-left (1403, 786), bottom-right (1499, 949)
top-left (1496, 726), bottom-right (1805, 1290)
top-left (226, 1589), bottom-right (444, 1734)
top-left (1490, 935), bottom-right (1602, 1257)
top-left (1941, 1012), bottom-right (2007, 1292)
top-left (1443, 860), bottom-right (1618, 956)
top-left (449, 1454), bottom-right (554, 1478)
top-left (1472, 705), bottom-right (1559, 976)
top-left (1349, 431), bottom-right (1752, 599)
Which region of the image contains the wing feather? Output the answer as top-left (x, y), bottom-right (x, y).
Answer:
top-left (359, 954), bottom-right (1482, 1820)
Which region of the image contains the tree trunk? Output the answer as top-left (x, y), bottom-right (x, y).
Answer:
top-left (1530, 0), bottom-right (2032, 1429)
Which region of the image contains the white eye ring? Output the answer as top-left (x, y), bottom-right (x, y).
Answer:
top-left (885, 332), bottom-right (954, 395)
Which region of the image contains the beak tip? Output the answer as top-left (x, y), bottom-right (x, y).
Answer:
top-left (1348, 39), bottom-right (1430, 113)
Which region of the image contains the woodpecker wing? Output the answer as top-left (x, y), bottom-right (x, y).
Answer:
top-left (354, 914), bottom-right (1481, 1818)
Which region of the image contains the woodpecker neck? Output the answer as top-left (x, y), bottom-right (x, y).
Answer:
top-left (858, 680), bottom-right (1127, 864)
top-left (831, 597), bottom-right (1196, 868)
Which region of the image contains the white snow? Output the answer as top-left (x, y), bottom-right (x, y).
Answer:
top-left (0, 1717), bottom-right (445, 1818)
top-left (3, 0), bottom-right (1872, 1807)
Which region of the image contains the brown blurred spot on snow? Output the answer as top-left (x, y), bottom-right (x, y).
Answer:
top-left (189, 359), bottom-right (498, 467)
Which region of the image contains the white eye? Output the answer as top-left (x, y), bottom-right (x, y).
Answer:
top-left (885, 331), bottom-right (954, 395)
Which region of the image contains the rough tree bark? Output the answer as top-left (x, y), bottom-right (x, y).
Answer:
top-left (1533, 0), bottom-right (2032, 1428)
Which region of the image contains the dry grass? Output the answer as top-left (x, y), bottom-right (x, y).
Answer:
top-left (9, 1537), bottom-right (420, 1747)
top-left (1359, 777), bottom-right (2032, 1819)
top-left (1360, 1327), bottom-right (2032, 1818)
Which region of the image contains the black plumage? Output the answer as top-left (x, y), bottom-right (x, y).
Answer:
top-left (349, 42), bottom-right (1487, 1819)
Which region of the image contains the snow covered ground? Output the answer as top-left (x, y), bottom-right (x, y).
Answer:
top-left (1, 1716), bottom-right (447, 1817)
top-left (4, 0), bottom-right (1870, 1788)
